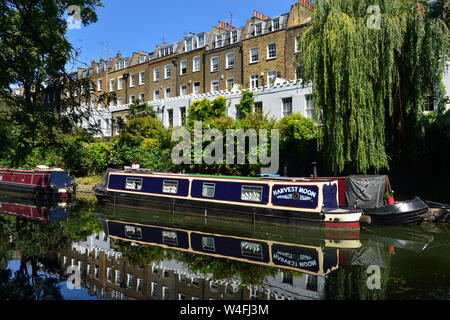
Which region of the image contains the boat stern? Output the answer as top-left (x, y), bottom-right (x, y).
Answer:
top-left (322, 207), bottom-right (363, 231)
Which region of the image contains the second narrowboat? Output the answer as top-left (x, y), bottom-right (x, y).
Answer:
top-left (0, 167), bottom-right (76, 201)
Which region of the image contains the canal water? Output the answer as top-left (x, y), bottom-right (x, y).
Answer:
top-left (0, 193), bottom-right (448, 301)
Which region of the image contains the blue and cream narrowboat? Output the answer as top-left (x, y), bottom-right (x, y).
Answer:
top-left (106, 219), bottom-right (340, 276)
top-left (93, 169), bottom-right (363, 231)
top-left (0, 167), bottom-right (76, 200)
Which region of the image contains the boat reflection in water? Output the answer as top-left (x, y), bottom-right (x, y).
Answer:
top-left (0, 194), bottom-right (71, 223)
top-left (101, 204), bottom-right (366, 273)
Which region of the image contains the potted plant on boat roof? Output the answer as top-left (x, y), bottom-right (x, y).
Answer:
top-left (385, 191), bottom-right (394, 205)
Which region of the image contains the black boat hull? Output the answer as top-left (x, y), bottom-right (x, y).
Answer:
top-left (0, 182), bottom-right (71, 201)
top-left (362, 197), bottom-right (430, 225)
top-left (94, 189), bottom-right (360, 231)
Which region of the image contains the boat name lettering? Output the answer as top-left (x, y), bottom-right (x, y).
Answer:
top-left (272, 186), bottom-right (317, 199)
top-left (273, 251), bottom-right (317, 268)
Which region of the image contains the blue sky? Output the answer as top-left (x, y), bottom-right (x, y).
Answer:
top-left (65, 0), bottom-right (298, 72)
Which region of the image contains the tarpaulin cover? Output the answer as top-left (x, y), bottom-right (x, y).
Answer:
top-left (345, 175), bottom-right (386, 209)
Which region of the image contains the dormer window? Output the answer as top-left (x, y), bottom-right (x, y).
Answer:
top-left (254, 23), bottom-right (262, 36)
top-left (272, 18), bottom-right (280, 31)
top-left (230, 30), bottom-right (238, 44)
top-left (197, 34), bottom-right (205, 47)
top-left (185, 38), bottom-right (193, 52)
top-left (215, 34), bottom-right (224, 48)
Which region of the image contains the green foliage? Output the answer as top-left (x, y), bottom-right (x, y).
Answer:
top-left (236, 90), bottom-right (254, 119)
top-left (187, 97), bottom-right (227, 127)
top-left (298, 0), bottom-right (449, 174)
top-left (277, 113), bottom-right (319, 176)
top-left (176, 252), bottom-right (278, 285)
top-left (116, 241), bottom-right (166, 268)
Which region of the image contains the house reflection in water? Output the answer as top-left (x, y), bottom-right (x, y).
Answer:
top-left (58, 231), bottom-right (325, 300)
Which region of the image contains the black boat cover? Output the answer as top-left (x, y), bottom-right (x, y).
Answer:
top-left (345, 175), bottom-right (387, 209)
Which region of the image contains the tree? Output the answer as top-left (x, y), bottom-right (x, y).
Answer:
top-left (0, 0), bottom-right (104, 167)
top-left (297, 0), bottom-right (449, 174)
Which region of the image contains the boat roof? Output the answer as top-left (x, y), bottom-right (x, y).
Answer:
top-left (111, 169), bottom-right (337, 183)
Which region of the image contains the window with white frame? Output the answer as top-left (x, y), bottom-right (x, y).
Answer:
top-left (295, 36), bottom-right (301, 53)
top-left (139, 71), bottom-right (145, 85)
top-left (151, 282), bottom-right (158, 297)
top-left (226, 52), bottom-right (235, 69)
top-left (165, 65), bottom-right (171, 79)
top-left (97, 79), bottom-right (102, 91)
top-left (115, 270), bottom-right (120, 284)
top-left (136, 278), bottom-right (143, 292)
top-left (185, 38), bottom-right (193, 52)
top-left (272, 17), bottom-right (280, 31)
top-left (250, 47), bottom-right (259, 63)
top-left (268, 71), bottom-right (277, 85)
top-left (202, 183), bottom-right (215, 198)
top-left (154, 68), bottom-right (160, 82)
top-left (117, 96), bottom-right (122, 106)
top-left (109, 79), bottom-right (114, 92)
top-left (305, 94), bottom-right (316, 120)
top-left (139, 93), bottom-right (145, 102)
top-left (211, 57), bottom-right (219, 72)
top-left (230, 29), bottom-right (238, 44)
top-left (163, 286), bottom-right (169, 300)
top-left (282, 97), bottom-right (293, 117)
top-left (127, 274), bottom-right (133, 288)
top-left (180, 106), bottom-right (187, 125)
top-left (254, 22), bottom-right (262, 36)
top-left (202, 236), bottom-right (216, 251)
top-left (154, 90), bottom-right (160, 100)
top-left (193, 56), bottom-right (200, 72)
top-left (180, 60), bottom-right (187, 75)
top-left (117, 76), bottom-right (123, 90)
top-left (250, 74), bottom-right (259, 89)
top-left (215, 34), bottom-right (224, 48)
top-left (129, 95), bottom-right (135, 104)
top-left (165, 88), bottom-right (170, 99)
top-left (197, 34), bottom-right (205, 47)
top-left (180, 85), bottom-right (187, 96)
top-left (193, 82), bottom-right (201, 94)
top-left (227, 78), bottom-right (234, 90)
top-left (211, 80), bottom-right (219, 92)
top-left (241, 186), bottom-right (263, 202)
top-left (254, 101), bottom-right (263, 113)
top-left (267, 42), bottom-right (276, 59)
top-left (129, 74), bottom-right (135, 87)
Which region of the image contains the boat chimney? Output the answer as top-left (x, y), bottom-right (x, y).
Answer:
top-left (312, 162), bottom-right (318, 178)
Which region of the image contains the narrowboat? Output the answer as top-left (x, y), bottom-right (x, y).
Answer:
top-left (0, 167), bottom-right (76, 200)
top-left (312, 175), bottom-right (430, 225)
top-left (0, 195), bottom-right (71, 223)
top-left (95, 205), bottom-right (362, 249)
top-left (93, 168), bottom-right (363, 231)
top-left (105, 218), bottom-right (340, 276)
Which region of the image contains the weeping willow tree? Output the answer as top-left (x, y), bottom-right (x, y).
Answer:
top-left (297, 0), bottom-right (449, 174)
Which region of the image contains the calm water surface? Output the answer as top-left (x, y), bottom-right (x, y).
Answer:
top-left (0, 194), bottom-right (448, 300)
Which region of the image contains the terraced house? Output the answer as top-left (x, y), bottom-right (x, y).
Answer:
top-left (71, 1), bottom-right (317, 135)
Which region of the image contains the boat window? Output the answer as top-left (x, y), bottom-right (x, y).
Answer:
top-left (202, 237), bottom-right (216, 252)
top-left (162, 180), bottom-right (178, 194)
top-left (125, 177), bottom-right (143, 191)
top-left (0, 174), bottom-right (2, 181)
top-left (162, 231), bottom-right (178, 245)
top-left (241, 186), bottom-right (263, 202)
top-left (124, 225), bottom-right (142, 239)
top-left (241, 241), bottom-right (263, 259)
top-left (202, 183), bottom-right (215, 198)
